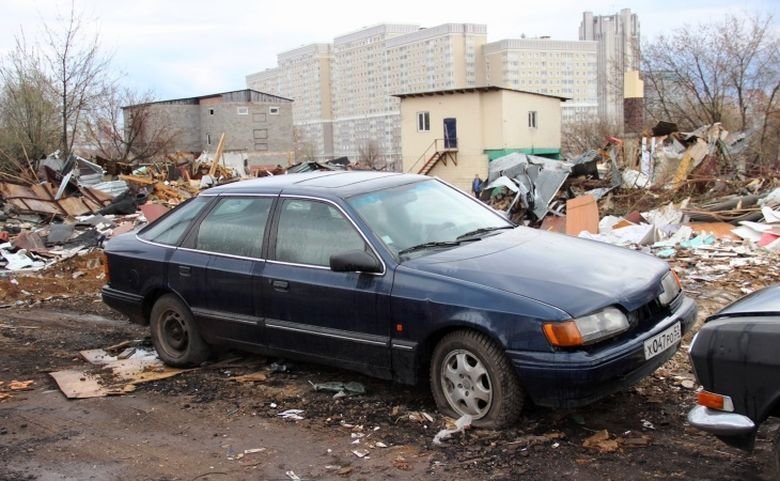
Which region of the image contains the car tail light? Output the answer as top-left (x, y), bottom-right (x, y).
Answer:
top-left (543, 321), bottom-right (583, 347)
top-left (102, 253), bottom-right (110, 282)
top-left (697, 390), bottom-right (734, 412)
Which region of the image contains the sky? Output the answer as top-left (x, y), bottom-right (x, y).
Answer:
top-left (1, 0), bottom-right (778, 100)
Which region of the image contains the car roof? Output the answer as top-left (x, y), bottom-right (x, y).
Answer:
top-left (205, 171), bottom-right (430, 198)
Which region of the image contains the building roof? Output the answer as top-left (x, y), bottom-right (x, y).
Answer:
top-left (123, 88), bottom-right (293, 109)
top-left (393, 85), bottom-right (569, 101)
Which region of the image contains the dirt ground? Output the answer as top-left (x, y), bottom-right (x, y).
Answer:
top-left (1, 266), bottom-right (779, 480)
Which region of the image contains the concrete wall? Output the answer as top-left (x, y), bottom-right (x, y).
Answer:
top-left (146, 104), bottom-right (201, 152)
top-left (200, 102), bottom-right (293, 156)
top-left (500, 91), bottom-right (561, 150)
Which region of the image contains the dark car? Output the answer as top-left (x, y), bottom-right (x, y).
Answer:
top-left (102, 171), bottom-right (697, 427)
top-left (687, 284), bottom-right (780, 457)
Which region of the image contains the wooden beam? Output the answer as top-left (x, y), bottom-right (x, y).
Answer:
top-left (209, 133), bottom-right (226, 177)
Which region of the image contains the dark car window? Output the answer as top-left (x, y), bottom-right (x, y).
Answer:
top-left (194, 197), bottom-right (273, 258)
top-left (139, 197), bottom-right (210, 246)
top-left (274, 199), bottom-right (367, 267)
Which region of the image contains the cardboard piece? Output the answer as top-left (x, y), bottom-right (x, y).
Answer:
top-left (565, 195), bottom-right (599, 236)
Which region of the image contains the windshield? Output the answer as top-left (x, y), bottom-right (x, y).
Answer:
top-left (348, 179), bottom-right (513, 259)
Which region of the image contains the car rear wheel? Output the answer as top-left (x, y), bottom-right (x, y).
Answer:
top-left (150, 295), bottom-right (210, 367)
top-left (430, 330), bottom-right (523, 428)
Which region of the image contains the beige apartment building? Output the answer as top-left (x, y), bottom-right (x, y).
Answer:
top-left (483, 38), bottom-right (598, 124)
top-left (397, 86), bottom-right (564, 191)
top-left (247, 44), bottom-right (334, 161)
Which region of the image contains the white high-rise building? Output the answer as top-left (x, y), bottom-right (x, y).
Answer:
top-left (579, 8), bottom-right (641, 127)
top-left (247, 43), bottom-right (334, 161)
top-left (483, 38), bottom-right (598, 124)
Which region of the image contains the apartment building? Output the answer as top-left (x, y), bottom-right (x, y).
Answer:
top-left (483, 38), bottom-right (598, 124)
top-left (579, 8), bottom-right (641, 128)
top-left (247, 23), bottom-right (488, 167)
top-left (247, 44), bottom-right (334, 161)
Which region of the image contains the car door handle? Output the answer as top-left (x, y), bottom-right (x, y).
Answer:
top-left (272, 279), bottom-right (289, 291)
top-left (179, 266), bottom-right (191, 277)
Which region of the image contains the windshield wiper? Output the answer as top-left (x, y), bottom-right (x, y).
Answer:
top-left (397, 241), bottom-right (461, 256)
top-left (456, 225), bottom-right (515, 241)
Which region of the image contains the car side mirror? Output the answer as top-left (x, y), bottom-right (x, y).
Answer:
top-left (330, 250), bottom-right (382, 273)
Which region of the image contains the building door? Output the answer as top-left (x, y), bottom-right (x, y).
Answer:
top-left (443, 118), bottom-right (458, 149)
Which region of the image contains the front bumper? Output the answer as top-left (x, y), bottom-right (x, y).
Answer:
top-left (508, 295), bottom-right (697, 408)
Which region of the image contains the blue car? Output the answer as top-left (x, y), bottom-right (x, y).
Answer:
top-left (102, 171), bottom-right (697, 427)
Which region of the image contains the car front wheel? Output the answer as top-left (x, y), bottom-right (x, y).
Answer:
top-left (430, 330), bottom-right (523, 428)
top-left (150, 294), bottom-right (210, 367)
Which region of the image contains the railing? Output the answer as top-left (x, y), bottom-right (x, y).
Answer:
top-left (406, 138), bottom-right (458, 173)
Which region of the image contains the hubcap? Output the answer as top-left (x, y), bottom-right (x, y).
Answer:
top-left (440, 349), bottom-right (493, 418)
top-left (161, 310), bottom-right (188, 353)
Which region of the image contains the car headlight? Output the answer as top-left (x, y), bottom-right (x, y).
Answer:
top-left (658, 271), bottom-right (682, 305)
top-left (543, 307), bottom-right (629, 347)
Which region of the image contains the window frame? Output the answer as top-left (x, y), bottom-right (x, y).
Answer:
top-left (267, 195), bottom-right (386, 275)
top-left (528, 111), bottom-right (538, 129)
top-left (269, 106), bottom-right (280, 115)
top-left (416, 111), bottom-right (430, 132)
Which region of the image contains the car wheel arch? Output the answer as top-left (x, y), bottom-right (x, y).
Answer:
top-left (143, 288), bottom-right (188, 325)
top-left (415, 322), bottom-right (509, 384)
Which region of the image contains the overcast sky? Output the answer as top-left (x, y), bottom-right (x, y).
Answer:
top-left (1, 0), bottom-right (778, 100)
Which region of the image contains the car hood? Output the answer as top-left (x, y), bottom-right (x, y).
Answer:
top-left (708, 284), bottom-right (780, 322)
top-left (405, 227), bottom-right (668, 317)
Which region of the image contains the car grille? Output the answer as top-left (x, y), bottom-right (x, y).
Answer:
top-left (629, 296), bottom-right (675, 330)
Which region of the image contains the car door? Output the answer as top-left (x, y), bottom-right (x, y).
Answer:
top-left (182, 195), bottom-right (275, 348)
top-left (261, 197), bottom-right (391, 377)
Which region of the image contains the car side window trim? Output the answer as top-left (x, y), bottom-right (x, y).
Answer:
top-left (266, 195), bottom-right (387, 276)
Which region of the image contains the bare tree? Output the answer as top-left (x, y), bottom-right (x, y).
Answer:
top-left (643, 13), bottom-right (778, 131)
top-left (0, 34), bottom-right (59, 173)
top-left (43, 2), bottom-right (111, 157)
top-left (643, 12), bottom-right (780, 169)
top-left (84, 86), bottom-right (179, 162)
top-left (292, 127), bottom-right (317, 162)
top-left (357, 140), bottom-right (384, 170)
top-left (561, 117), bottom-right (619, 158)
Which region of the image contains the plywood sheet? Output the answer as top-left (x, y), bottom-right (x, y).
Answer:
top-left (566, 195), bottom-right (599, 236)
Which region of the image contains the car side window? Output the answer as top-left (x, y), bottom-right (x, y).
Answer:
top-left (194, 197), bottom-right (273, 258)
top-left (274, 199), bottom-right (367, 267)
top-left (139, 197), bottom-right (210, 246)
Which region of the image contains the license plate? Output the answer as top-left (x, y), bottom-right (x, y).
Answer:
top-left (644, 322), bottom-right (681, 360)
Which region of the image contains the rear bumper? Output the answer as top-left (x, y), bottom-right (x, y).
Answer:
top-left (101, 286), bottom-right (146, 324)
top-left (687, 405), bottom-right (756, 436)
top-left (687, 405), bottom-right (757, 451)
top-left (508, 295), bottom-right (697, 408)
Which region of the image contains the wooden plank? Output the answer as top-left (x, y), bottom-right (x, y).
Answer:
top-left (209, 133), bottom-right (226, 177)
top-left (118, 175), bottom-right (156, 186)
top-left (565, 195), bottom-right (599, 236)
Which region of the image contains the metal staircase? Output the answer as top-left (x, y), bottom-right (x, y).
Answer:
top-left (408, 139), bottom-right (458, 175)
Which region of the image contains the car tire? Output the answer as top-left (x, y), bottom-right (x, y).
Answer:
top-left (150, 294), bottom-right (210, 368)
top-left (430, 330), bottom-right (523, 428)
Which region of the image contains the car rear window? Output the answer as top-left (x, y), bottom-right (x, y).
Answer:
top-left (139, 197), bottom-right (210, 246)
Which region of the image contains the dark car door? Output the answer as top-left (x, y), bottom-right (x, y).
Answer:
top-left (181, 195), bottom-right (275, 348)
top-left (261, 198), bottom-right (391, 377)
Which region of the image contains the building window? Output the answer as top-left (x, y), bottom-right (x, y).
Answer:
top-left (416, 111), bottom-right (430, 132)
top-left (269, 106), bottom-right (280, 115)
top-left (237, 106), bottom-right (249, 115)
top-left (528, 111), bottom-right (538, 129)
top-left (209, 108), bottom-right (215, 115)
top-left (206, 133), bottom-right (212, 145)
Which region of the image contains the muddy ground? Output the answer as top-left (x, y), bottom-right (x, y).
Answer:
top-left (1, 263), bottom-right (778, 480)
